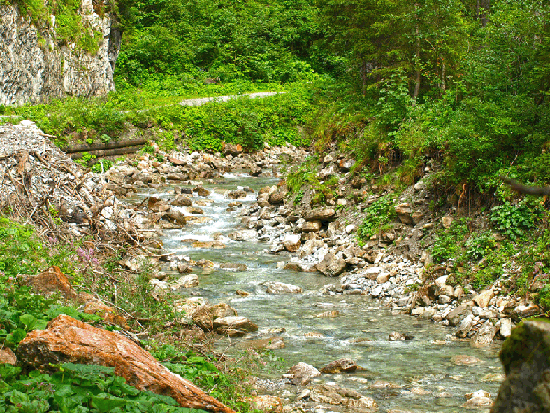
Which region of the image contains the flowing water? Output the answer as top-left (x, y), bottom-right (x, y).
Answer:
top-left (139, 172), bottom-right (502, 412)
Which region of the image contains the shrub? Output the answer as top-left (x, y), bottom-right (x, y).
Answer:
top-left (490, 199), bottom-right (544, 240)
top-left (431, 219), bottom-right (469, 263)
top-left (357, 195), bottom-right (396, 243)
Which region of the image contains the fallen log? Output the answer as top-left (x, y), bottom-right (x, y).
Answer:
top-left (501, 176), bottom-right (550, 196)
top-left (70, 146), bottom-right (143, 160)
top-left (64, 138), bottom-right (148, 154)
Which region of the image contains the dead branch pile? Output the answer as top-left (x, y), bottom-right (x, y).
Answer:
top-left (0, 120), bottom-right (143, 245)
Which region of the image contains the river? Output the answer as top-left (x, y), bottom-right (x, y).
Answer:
top-left (138, 171), bottom-right (502, 412)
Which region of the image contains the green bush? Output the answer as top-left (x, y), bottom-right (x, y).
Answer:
top-left (490, 199), bottom-right (544, 240)
top-left (357, 195), bottom-right (396, 243)
top-left (431, 219), bottom-right (469, 263)
top-left (465, 231), bottom-right (497, 261)
top-left (0, 217), bottom-right (74, 278)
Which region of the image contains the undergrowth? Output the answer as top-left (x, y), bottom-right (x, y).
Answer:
top-left (356, 195), bottom-right (396, 245)
top-left (428, 200), bottom-right (550, 312)
top-left (5, 81), bottom-right (314, 152)
top-left (0, 216), bottom-right (257, 412)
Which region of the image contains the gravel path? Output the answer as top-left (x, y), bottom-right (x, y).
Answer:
top-left (179, 91), bottom-right (284, 106)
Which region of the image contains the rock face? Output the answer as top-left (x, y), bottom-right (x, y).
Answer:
top-left (491, 320), bottom-right (550, 413)
top-left (0, 2), bottom-right (121, 106)
top-left (16, 315), bottom-right (235, 413)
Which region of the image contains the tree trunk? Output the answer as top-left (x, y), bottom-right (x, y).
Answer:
top-left (361, 60), bottom-right (368, 96)
top-left (413, 4), bottom-right (421, 102)
top-left (441, 62), bottom-right (446, 93)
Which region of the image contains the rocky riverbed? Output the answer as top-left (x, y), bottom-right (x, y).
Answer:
top-left (2, 120), bottom-right (538, 412)
top-left (95, 141), bottom-right (506, 412)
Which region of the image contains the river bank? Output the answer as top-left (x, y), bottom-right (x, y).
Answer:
top-left (0, 120), bottom-right (538, 412)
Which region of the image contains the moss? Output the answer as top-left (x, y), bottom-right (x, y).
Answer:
top-left (6, 0), bottom-right (110, 54)
top-left (500, 319), bottom-right (550, 375)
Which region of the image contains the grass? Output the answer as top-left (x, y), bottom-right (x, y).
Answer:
top-left (2, 79), bottom-right (314, 152)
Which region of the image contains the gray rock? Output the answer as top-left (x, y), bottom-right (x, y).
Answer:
top-left (471, 321), bottom-right (497, 347)
top-left (462, 390), bottom-right (493, 409)
top-left (286, 362), bottom-right (321, 386)
top-left (302, 220), bottom-right (322, 233)
top-left (265, 281), bottom-right (302, 294)
top-left (316, 252), bottom-right (347, 277)
top-left (320, 358), bottom-right (358, 374)
top-left (227, 189), bottom-right (247, 199)
top-left (283, 234), bottom-right (302, 252)
top-left (307, 384), bottom-right (377, 411)
top-left (456, 314), bottom-right (475, 338)
top-left (474, 288), bottom-right (494, 308)
top-left (0, 4), bottom-right (120, 106)
top-left (500, 318), bottom-right (512, 338)
top-left (170, 195), bottom-right (192, 207)
top-left (395, 203), bottom-right (414, 225)
top-left (305, 207), bottom-right (336, 221)
top-left (213, 316), bottom-right (258, 337)
top-left (228, 230), bottom-right (257, 241)
top-left (268, 191), bottom-right (286, 205)
top-left (446, 304), bottom-right (472, 327)
top-left (171, 274), bottom-right (199, 290)
top-left (219, 262), bottom-right (247, 271)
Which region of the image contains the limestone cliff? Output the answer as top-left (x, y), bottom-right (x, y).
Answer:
top-left (0, 0), bottom-right (121, 106)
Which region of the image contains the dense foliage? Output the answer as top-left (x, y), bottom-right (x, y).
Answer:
top-left (115, 0), bottom-right (324, 86)
top-left (312, 0), bottom-right (550, 193)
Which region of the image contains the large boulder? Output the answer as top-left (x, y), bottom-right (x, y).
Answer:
top-left (268, 191), bottom-right (286, 205)
top-left (286, 362), bottom-right (321, 385)
top-left (303, 384), bottom-right (378, 411)
top-left (446, 304), bottom-right (472, 327)
top-left (18, 266), bottom-right (78, 301)
top-left (16, 315), bottom-right (235, 413)
top-left (395, 203), bottom-right (414, 225)
top-left (316, 252), bottom-right (347, 277)
top-left (170, 195), bottom-right (193, 207)
top-left (320, 358), bottom-right (359, 374)
top-left (283, 234), bottom-right (302, 252)
top-left (491, 320), bottom-right (550, 413)
top-left (192, 303), bottom-right (238, 331)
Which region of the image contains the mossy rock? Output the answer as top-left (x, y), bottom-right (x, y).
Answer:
top-left (493, 319), bottom-right (550, 413)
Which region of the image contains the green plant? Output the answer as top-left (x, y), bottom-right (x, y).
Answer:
top-left (0, 217), bottom-right (74, 278)
top-left (431, 219), bottom-right (469, 263)
top-left (357, 195), bottom-right (396, 243)
top-left (465, 231), bottom-right (497, 261)
top-left (490, 199), bottom-right (544, 240)
top-left (91, 159), bottom-right (114, 174)
top-left (75, 152), bottom-right (96, 168)
top-left (0, 362), bottom-right (208, 412)
top-left (286, 156), bottom-right (318, 194)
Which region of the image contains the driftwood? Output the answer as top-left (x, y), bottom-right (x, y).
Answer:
top-left (501, 176), bottom-right (550, 197)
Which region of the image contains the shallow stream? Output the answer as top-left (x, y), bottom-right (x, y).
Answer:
top-left (141, 172), bottom-right (502, 412)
